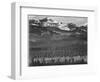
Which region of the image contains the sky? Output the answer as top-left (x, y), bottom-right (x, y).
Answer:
top-left (29, 15), bottom-right (87, 26)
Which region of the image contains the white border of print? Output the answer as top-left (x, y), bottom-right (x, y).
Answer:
top-left (11, 2), bottom-right (97, 80)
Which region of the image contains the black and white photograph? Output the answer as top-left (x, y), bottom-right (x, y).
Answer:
top-left (28, 15), bottom-right (87, 66)
top-left (11, 2), bottom-right (97, 79)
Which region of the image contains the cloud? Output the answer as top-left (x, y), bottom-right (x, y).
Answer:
top-left (29, 15), bottom-right (87, 26)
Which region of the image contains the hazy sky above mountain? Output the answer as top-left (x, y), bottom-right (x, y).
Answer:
top-left (29, 15), bottom-right (87, 26)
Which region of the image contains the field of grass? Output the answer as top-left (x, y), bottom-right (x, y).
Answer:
top-left (29, 32), bottom-right (87, 66)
